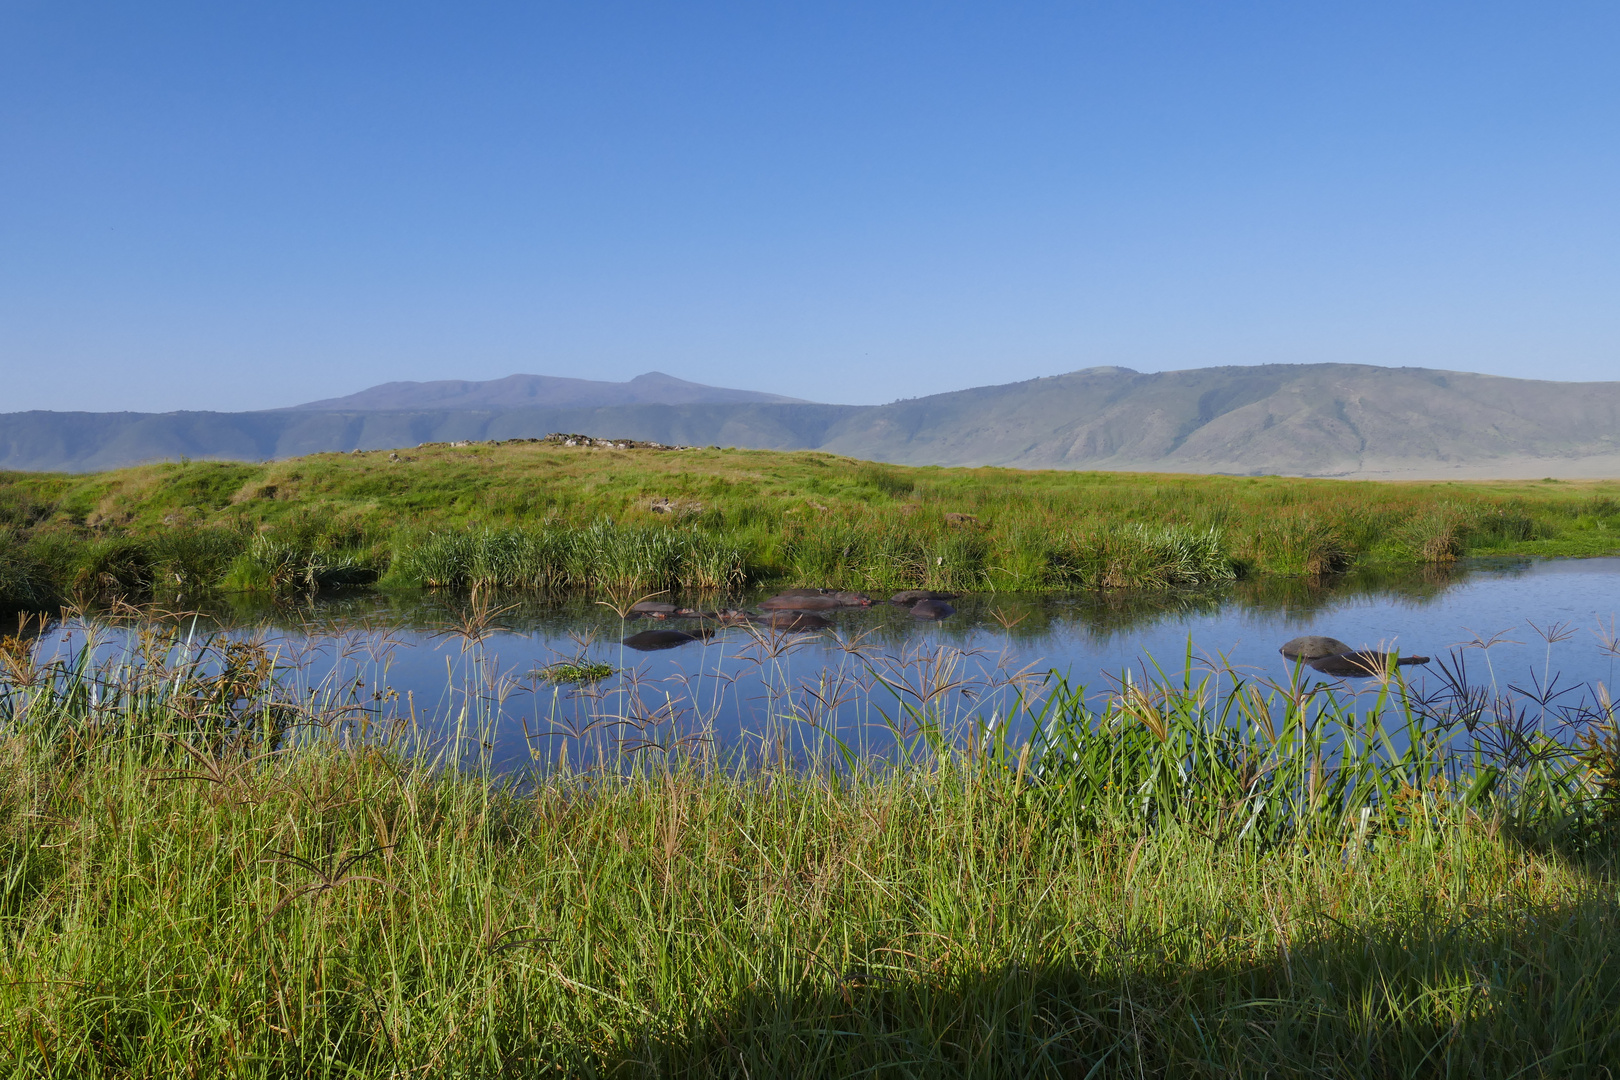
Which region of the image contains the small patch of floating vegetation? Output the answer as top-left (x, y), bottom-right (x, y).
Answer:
top-left (535, 658), bottom-right (616, 683)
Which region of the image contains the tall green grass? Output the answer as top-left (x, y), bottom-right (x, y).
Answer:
top-left (1, 619), bottom-right (1619, 1074)
top-left (387, 521), bottom-right (747, 594)
top-left (4, 446), bottom-right (1619, 611)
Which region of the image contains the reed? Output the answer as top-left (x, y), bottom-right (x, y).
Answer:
top-left (386, 522), bottom-right (748, 594)
top-left (1, 618), bottom-right (1618, 1075)
top-left (1047, 523), bottom-right (1236, 589)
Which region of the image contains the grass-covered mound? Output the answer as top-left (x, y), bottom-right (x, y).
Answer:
top-left (3, 440), bottom-right (1619, 609)
top-left (1, 621), bottom-right (1618, 1075)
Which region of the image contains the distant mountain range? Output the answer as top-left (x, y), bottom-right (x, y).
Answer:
top-left (289, 371), bottom-right (806, 411)
top-left (5, 364), bottom-right (1620, 479)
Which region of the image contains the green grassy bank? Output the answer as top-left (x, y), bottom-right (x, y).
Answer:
top-left (3, 440), bottom-right (1619, 609)
top-left (2, 622), bottom-right (1619, 1075)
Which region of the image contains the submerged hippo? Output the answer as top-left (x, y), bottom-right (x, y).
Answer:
top-left (759, 594), bottom-right (844, 611)
top-left (630, 600), bottom-right (680, 618)
top-left (909, 598), bottom-right (956, 620)
top-left (758, 591), bottom-right (872, 610)
top-left (1307, 651), bottom-right (1431, 678)
top-left (622, 628), bottom-right (714, 651)
top-left (1279, 635), bottom-right (1354, 661)
top-left (698, 609), bottom-right (755, 625)
top-left (890, 590), bottom-right (957, 606)
top-left (758, 611), bottom-right (832, 631)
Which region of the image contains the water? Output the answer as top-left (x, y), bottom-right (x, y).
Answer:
top-left (19, 557), bottom-right (1620, 774)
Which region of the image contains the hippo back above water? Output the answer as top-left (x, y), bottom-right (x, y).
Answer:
top-left (758, 591), bottom-right (872, 610)
top-left (890, 590), bottom-right (957, 606)
top-left (1307, 651), bottom-right (1430, 678)
top-left (1279, 635), bottom-right (1354, 661)
top-left (622, 628), bottom-right (715, 651)
top-left (758, 611), bottom-right (833, 631)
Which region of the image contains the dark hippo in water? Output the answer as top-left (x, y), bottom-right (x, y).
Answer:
top-left (698, 609), bottom-right (755, 625)
top-left (630, 600), bottom-right (681, 619)
top-left (758, 591), bottom-right (872, 610)
top-left (1279, 636), bottom-right (1354, 661)
top-left (909, 598), bottom-right (956, 620)
top-left (1307, 651), bottom-right (1431, 678)
top-left (760, 594), bottom-right (843, 611)
top-left (890, 590), bottom-right (957, 606)
top-left (758, 611), bottom-right (833, 631)
top-left (622, 628), bottom-right (715, 651)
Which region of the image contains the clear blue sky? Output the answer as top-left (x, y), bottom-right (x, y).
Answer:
top-left (2, 1), bottom-right (1617, 412)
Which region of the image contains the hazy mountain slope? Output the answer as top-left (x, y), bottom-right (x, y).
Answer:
top-left (0, 405), bottom-right (858, 473)
top-left (4, 364), bottom-right (1619, 476)
top-left (814, 365), bottom-right (1620, 477)
top-left (290, 371), bottom-right (808, 411)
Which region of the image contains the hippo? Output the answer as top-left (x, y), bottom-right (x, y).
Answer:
top-left (909, 599), bottom-right (956, 620)
top-left (1278, 636), bottom-right (1354, 662)
top-left (760, 594), bottom-right (844, 610)
top-left (622, 629), bottom-right (714, 651)
top-left (630, 600), bottom-right (680, 618)
top-left (698, 609), bottom-right (755, 625)
top-left (758, 591), bottom-right (872, 610)
top-left (890, 590), bottom-right (957, 606)
top-left (759, 611), bottom-right (832, 631)
top-left (1307, 651), bottom-right (1431, 678)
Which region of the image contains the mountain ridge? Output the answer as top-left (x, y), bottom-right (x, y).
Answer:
top-left (288, 371), bottom-right (809, 411)
top-left (5, 363), bottom-right (1619, 478)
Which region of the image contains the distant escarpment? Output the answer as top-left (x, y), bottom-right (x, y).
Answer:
top-left (4, 364), bottom-right (1619, 478)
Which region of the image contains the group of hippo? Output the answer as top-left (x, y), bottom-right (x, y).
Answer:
top-left (620, 595), bottom-right (1432, 677)
top-left (620, 589), bottom-right (957, 651)
top-left (1278, 635), bottom-right (1430, 678)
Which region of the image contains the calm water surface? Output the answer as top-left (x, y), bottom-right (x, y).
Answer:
top-left (28, 557), bottom-right (1620, 773)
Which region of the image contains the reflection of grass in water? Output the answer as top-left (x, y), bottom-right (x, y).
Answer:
top-left (1230, 562), bottom-right (1468, 616)
top-left (128, 562), bottom-right (1479, 647)
top-left (2, 622), bottom-right (1620, 1073)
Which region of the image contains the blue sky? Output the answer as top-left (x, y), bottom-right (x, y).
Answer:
top-left (2, 2), bottom-right (1617, 412)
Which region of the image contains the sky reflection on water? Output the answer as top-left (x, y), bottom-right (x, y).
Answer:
top-left (23, 557), bottom-right (1620, 774)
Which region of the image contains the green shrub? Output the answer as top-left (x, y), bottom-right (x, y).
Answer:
top-left (0, 529), bottom-right (51, 611)
top-left (1051, 525), bottom-right (1234, 589)
top-left (1402, 506), bottom-right (1468, 563)
top-left (68, 537), bottom-right (157, 598)
top-left (855, 463), bottom-right (914, 499)
top-left (390, 523), bottom-right (748, 595)
top-left (1244, 514), bottom-right (1353, 576)
top-left (222, 532), bottom-right (379, 593)
top-left (148, 527), bottom-right (246, 592)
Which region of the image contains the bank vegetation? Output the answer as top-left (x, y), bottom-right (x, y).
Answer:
top-left (3, 442), bottom-right (1618, 611)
